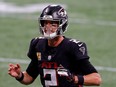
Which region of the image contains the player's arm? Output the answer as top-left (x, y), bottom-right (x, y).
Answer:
top-left (83, 72), bottom-right (101, 86)
top-left (73, 72), bottom-right (101, 86)
top-left (8, 64), bottom-right (35, 85)
top-left (57, 62), bottom-right (102, 86)
top-left (73, 59), bottom-right (102, 86)
top-left (70, 40), bottom-right (102, 86)
top-left (16, 71), bottom-right (34, 85)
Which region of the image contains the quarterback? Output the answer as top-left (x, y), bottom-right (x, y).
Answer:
top-left (8, 5), bottom-right (102, 87)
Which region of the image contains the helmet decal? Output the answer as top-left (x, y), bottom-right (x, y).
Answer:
top-left (58, 8), bottom-right (67, 17)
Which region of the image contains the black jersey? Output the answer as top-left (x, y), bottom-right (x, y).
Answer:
top-left (26, 37), bottom-right (97, 87)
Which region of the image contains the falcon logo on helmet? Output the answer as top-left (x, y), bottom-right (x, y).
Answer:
top-left (58, 8), bottom-right (67, 17)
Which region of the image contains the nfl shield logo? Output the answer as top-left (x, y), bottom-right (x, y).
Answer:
top-left (48, 55), bottom-right (52, 60)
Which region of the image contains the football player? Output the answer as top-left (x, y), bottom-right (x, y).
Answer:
top-left (8, 5), bottom-right (102, 87)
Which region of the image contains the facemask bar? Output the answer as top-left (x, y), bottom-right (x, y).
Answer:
top-left (39, 17), bottom-right (60, 39)
top-left (39, 16), bottom-right (67, 39)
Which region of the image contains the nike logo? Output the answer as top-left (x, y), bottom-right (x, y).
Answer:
top-left (78, 43), bottom-right (83, 47)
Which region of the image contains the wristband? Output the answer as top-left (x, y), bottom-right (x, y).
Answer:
top-left (16, 72), bottom-right (24, 81)
top-left (77, 75), bottom-right (84, 85)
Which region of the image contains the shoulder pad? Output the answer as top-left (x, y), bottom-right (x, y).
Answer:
top-left (31, 37), bottom-right (45, 44)
top-left (69, 38), bottom-right (86, 47)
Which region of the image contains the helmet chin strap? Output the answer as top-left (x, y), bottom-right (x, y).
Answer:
top-left (43, 32), bottom-right (57, 39)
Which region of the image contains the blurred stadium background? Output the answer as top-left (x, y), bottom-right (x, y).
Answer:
top-left (0, 0), bottom-right (116, 87)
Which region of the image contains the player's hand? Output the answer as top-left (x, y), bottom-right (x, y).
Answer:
top-left (8, 63), bottom-right (22, 79)
top-left (57, 67), bottom-right (74, 82)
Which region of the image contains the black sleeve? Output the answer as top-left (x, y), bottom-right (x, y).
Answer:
top-left (26, 60), bottom-right (39, 79)
top-left (71, 41), bottom-right (89, 60)
top-left (27, 38), bottom-right (39, 59)
top-left (77, 59), bottom-right (98, 75)
top-left (67, 39), bottom-right (89, 60)
top-left (68, 39), bottom-right (97, 75)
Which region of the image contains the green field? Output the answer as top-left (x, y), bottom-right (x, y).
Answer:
top-left (0, 0), bottom-right (116, 87)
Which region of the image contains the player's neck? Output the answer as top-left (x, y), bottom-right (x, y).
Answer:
top-left (48, 36), bottom-right (64, 47)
